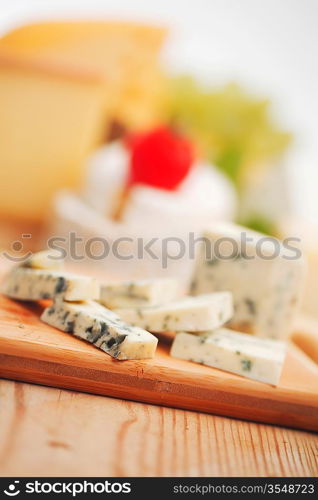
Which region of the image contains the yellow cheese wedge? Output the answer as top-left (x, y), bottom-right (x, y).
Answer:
top-left (0, 21), bottom-right (166, 222)
top-left (0, 51), bottom-right (107, 221)
top-left (0, 21), bottom-right (167, 130)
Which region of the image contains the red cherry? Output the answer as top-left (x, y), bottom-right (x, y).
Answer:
top-left (126, 127), bottom-right (195, 190)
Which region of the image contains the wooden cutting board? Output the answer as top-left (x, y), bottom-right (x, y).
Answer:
top-left (0, 295), bottom-right (317, 432)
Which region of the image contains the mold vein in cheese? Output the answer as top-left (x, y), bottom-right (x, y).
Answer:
top-left (100, 278), bottom-right (179, 309)
top-left (41, 300), bottom-right (158, 360)
top-left (115, 292), bottom-right (233, 332)
top-left (170, 328), bottom-right (286, 385)
top-left (2, 267), bottom-right (99, 302)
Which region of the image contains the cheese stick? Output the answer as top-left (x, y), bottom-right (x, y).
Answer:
top-left (2, 267), bottom-right (99, 302)
top-left (115, 292), bottom-right (233, 332)
top-left (171, 328), bottom-right (286, 385)
top-left (100, 278), bottom-right (179, 309)
top-left (21, 249), bottom-right (64, 270)
top-left (41, 300), bottom-right (158, 360)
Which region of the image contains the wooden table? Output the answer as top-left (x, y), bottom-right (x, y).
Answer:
top-left (0, 379), bottom-right (317, 477)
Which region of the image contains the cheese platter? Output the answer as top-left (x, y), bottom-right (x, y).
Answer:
top-left (0, 234), bottom-right (317, 433)
top-left (0, 293), bottom-right (317, 432)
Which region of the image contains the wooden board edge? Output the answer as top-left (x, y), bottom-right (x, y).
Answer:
top-left (1, 353), bottom-right (317, 433)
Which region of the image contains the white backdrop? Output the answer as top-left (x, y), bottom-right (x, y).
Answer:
top-left (1, 0), bottom-right (317, 225)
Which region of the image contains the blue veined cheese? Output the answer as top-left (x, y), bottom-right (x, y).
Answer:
top-left (41, 300), bottom-right (158, 360)
top-left (2, 267), bottom-right (99, 302)
top-left (170, 328), bottom-right (286, 385)
top-left (100, 278), bottom-right (179, 309)
top-left (115, 292), bottom-right (233, 332)
top-left (21, 249), bottom-right (64, 270)
top-left (190, 223), bottom-right (305, 339)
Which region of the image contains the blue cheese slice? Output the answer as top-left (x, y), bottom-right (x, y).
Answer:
top-left (100, 278), bottom-right (179, 309)
top-left (170, 328), bottom-right (286, 385)
top-left (2, 267), bottom-right (99, 302)
top-left (115, 292), bottom-right (233, 332)
top-left (190, 223), bottom-right (305, 339)
top-left (41, 300), bottom-right (158, 360)
top-left (21, 250), bottom-right (64, 270)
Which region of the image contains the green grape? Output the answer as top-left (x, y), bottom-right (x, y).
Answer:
top-left (237, 214), bottom-right (278, 237)
top-left (165, 77), bottom-right (292, 190)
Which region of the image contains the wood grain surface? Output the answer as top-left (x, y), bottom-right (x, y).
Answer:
top-left (0, 379), bottom-right (317, 477)
top-left (0, 296), bottom-right (318, 431)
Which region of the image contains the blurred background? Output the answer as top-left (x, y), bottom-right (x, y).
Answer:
top-left (0, 0), bottom-right (318, 313)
